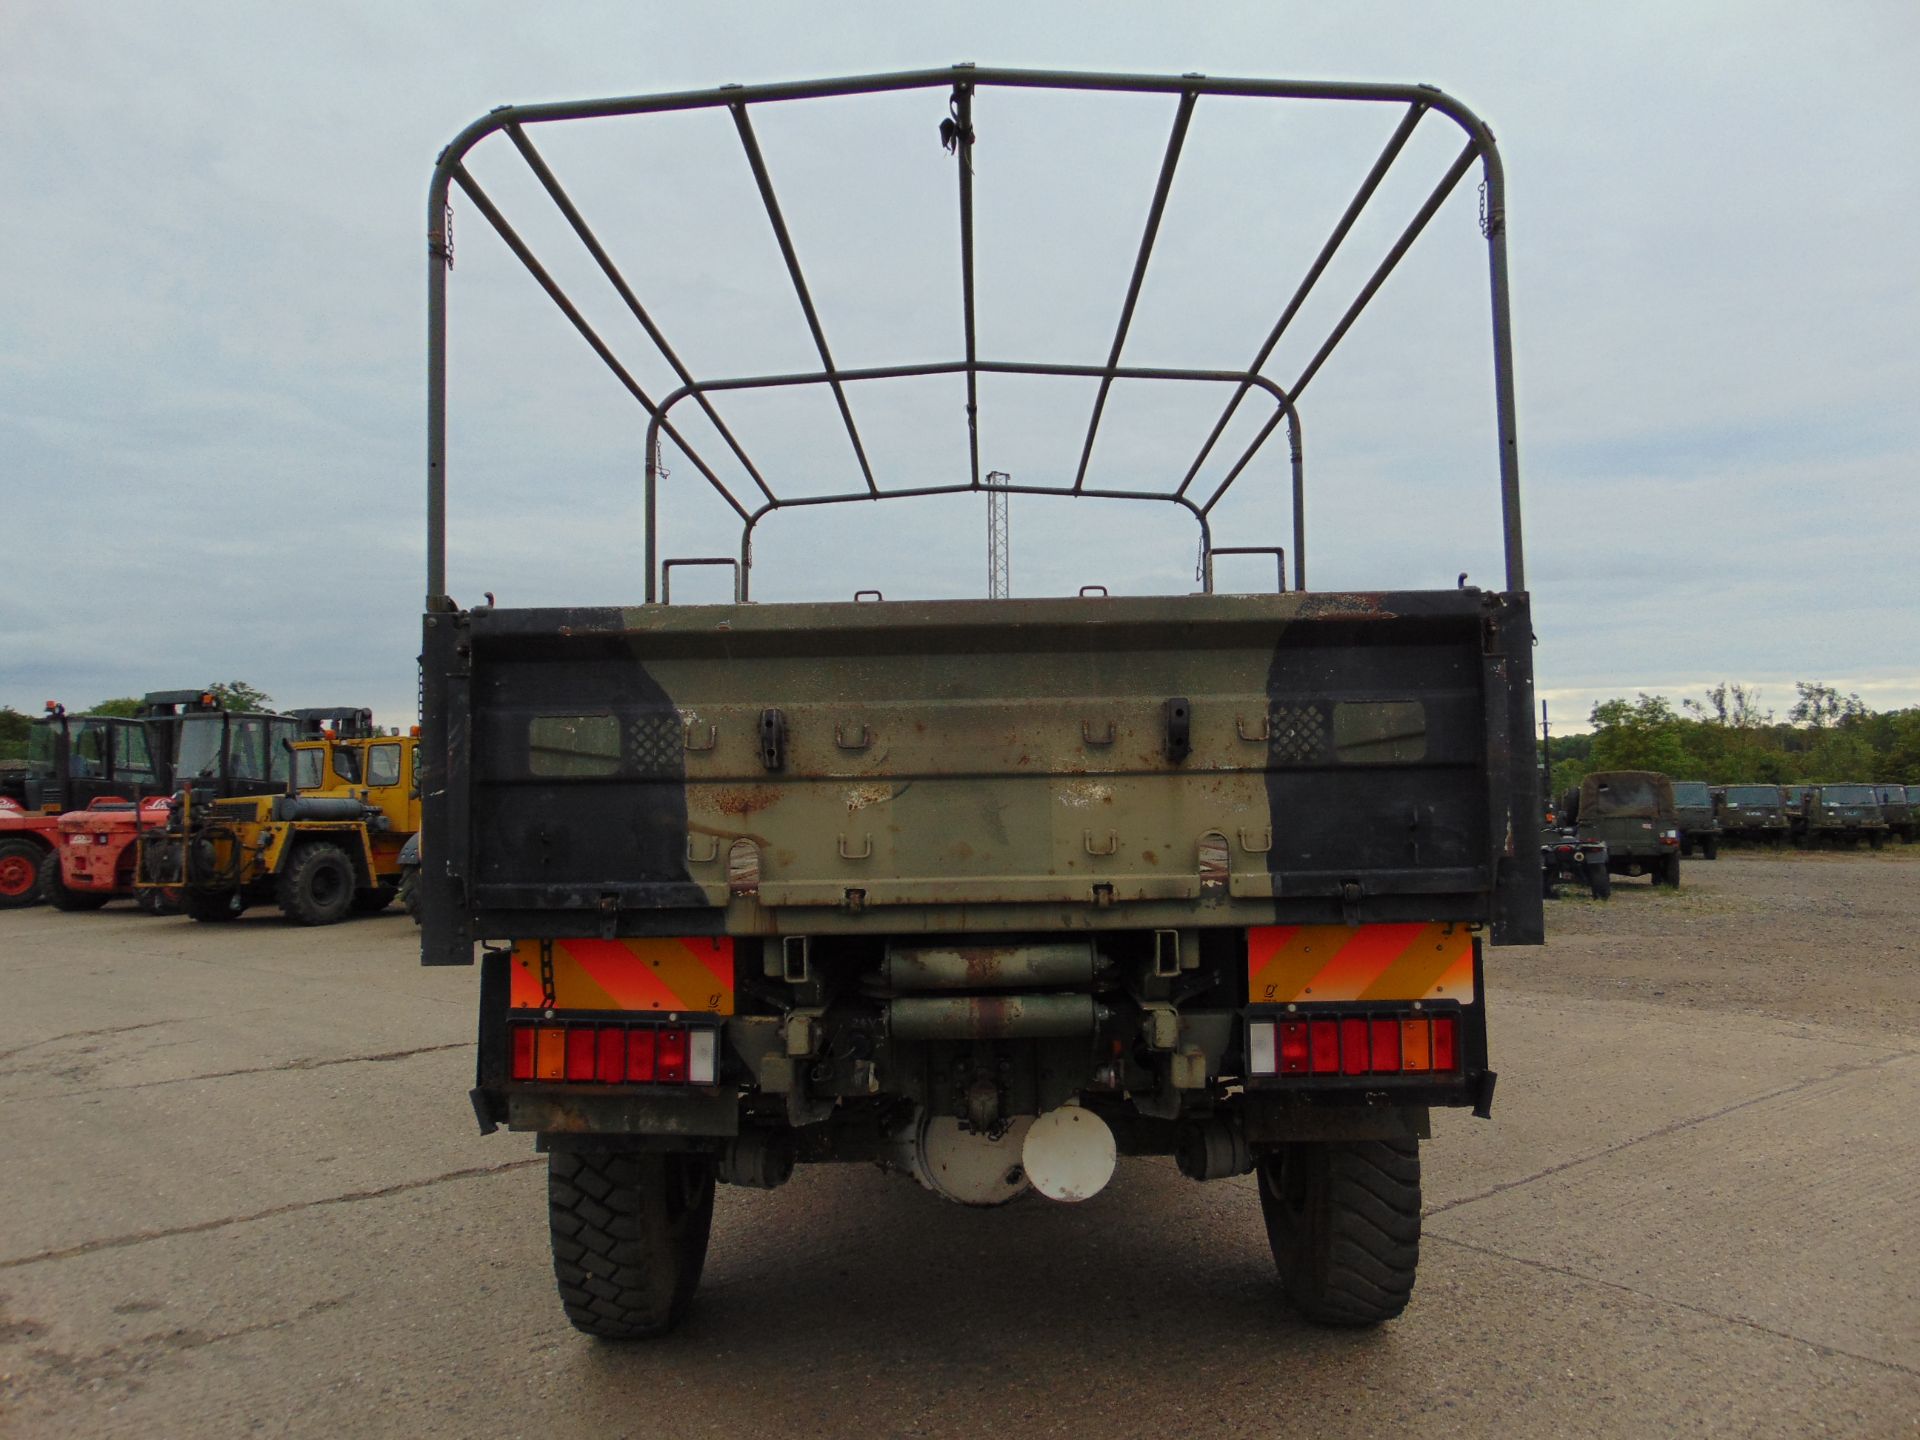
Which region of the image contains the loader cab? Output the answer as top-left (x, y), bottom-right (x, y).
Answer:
top-left (22, 705), bottom-right (165, 813)
top-left (171, 710), bottom-right (300, 799)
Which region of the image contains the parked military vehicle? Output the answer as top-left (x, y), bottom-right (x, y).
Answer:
top-left (141, 708), bottom-right (419, 924)
top-left (1670, 781), bottom-right (1720, 859)
top-left (1790, 784), bottom-right (1887, 848)
top-left (1873, 784), bottom-right (1913, 842)
top-left (0, 701), bottom-right (171, 908)
top-left (1562, 771), bottom-right (1681, 886)
top-left (418, 68), bottom-right (1541, 1339)
top-left (1712, 783), bottom-right (1790, 847)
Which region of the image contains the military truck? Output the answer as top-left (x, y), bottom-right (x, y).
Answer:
top-left (1670, 781), bottom-right (1720, 859)
top-left (1712, 783), bottom-right (1790, 847)
top-left (1562, 771), bottom-right (1681, 886)
top-left (1873, 784), bottom-right (1913, 842)
top-left (418, 68), bottom-right (1541, 1338)
top-left (1790, 784), bottom-right (1887, 848)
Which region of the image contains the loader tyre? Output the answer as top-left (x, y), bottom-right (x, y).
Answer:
top-left (41, 863), bottom-right (110, 911)
top-left (548, 1149), bottom-right (715, 1340)
top-left (277, 842), bottom-right (356, 926)
top-left (183, 888), bottom-right (244, 922)
top-left (0, 840), bottom-right (46, 909)
top-left (1258, 1138), bottom-right (1421, 1326)
top-left (351, 882), bottom-right (398, 914)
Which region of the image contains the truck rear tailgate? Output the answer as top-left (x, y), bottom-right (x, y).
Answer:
top-left (423, 588), bottom-right (1540, 956)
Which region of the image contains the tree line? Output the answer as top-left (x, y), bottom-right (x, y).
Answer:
top-left (1543, 683), bottom-right (1920, 794)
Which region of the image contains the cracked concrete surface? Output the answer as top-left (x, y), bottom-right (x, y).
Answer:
top-left (0, 853), bottom-right (1915, 1438)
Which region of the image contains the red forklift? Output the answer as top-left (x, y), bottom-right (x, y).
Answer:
top-left (0, 701), bottom-right (170, 908)
top-left (41, 691), bottom-right (298, 912)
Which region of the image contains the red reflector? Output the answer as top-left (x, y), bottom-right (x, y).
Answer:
top-left (1309, 1019), bottom-right (1339, 1074)
top-left (627, 1027), bottom-right (657, 1082)
top-left (1339, 1018), bottom-right (1368, 1076)
top-left (510, 1024), bottom-right (534, 1081)
top-left (564, 1027), bottom-right (596, 1081)
top-left (595, 1026), bottom-right (625, 1083)
top-left (1278, 1021), bottom-right (1309, 1074)
top-left (1370, 1018), bottom-right (1403, 1073)
top-left (657, 1026), bottom-right (689, 1083)
top-left (1433, 1014), bottom-right (1459, 1071)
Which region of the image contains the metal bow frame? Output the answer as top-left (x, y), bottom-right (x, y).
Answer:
top-left (425, 67), bottom-right (1523, 607)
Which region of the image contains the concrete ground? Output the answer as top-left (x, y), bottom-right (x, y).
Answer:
top-left (0, 852), bottom-right (1915, 1438)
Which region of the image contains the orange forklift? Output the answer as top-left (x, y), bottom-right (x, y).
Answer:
top-left (0, 701), bottom-right (170, 908)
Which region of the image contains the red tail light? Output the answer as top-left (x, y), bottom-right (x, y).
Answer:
top-left (564, 1028), bottom-right (596, 1081)
top-left (595, 1026), bottom-right (625, 1083)
top-left (657, 1027), bottom-right (689, 1083)
top-left (1433, 1014), bottom-right (1458, 1071)
top-left (505, 1019), bottom-right (716, 1087)
top-left (1339, 1018), bottom-right (1368, 1075)
top-left (1278, 1021), bottom-right (1308, 1074)
top-left (1369, 1019), bottom-right (1402, 1073)
top-left (1310, 1019), bottom-right (1339, 1073)
top-left (627, 1027), bottom-right (656, 1082)
top-left (1251, 1010), bottom-right (1464, 1078)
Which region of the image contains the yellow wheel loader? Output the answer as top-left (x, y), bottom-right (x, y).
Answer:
top-left (140, 707), bottom-right (421, 925)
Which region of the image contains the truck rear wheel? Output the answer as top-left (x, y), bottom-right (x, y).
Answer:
top-left (41, 862), bottom-right (111, 911)
top-left (548, 1149), bottom-right (715, 1340)
top-left (1702, 836), bottom-right (1719, 860)
top-left (0, 840), bottom-right (46, 909)
top-left (277, 843), bottom-right (356, 926)
top-left (1257, 1138), bottom-right (1420, 1326)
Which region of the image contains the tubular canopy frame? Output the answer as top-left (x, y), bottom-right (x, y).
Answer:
top-left (425, 66), bottom-right (1523, 607)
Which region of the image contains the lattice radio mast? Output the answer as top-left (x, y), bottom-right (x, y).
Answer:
top-left (986, 469), bottom-right (1011, 599)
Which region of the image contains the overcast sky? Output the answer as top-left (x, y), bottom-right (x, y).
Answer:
top-left (3, 2), bottom-right (1916, 732)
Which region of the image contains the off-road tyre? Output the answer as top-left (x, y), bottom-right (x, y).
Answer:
top-left (1869, 832), bottom-right (1885, 851)
top-left (183, 888), bottom-right (244, 922)
top-left (1657, 854), bottom-right (1682, 888)
top-left (548, 1149), bottom-right (716, 1340)
top-left (0, 840), bottom-right (46, 909)
top-left (1680, 836), bottom-right (1694, 858)
top-left (1588, 865), bottom-right (1612, 900)
top-left (277, 842), bottom-right (356, 926)
top-left (1702, 836), bottom-right (1719, 860)
top-left (1258, 1138), bottom-right (1420, 1326)
top-left (41, 862), bottom-right (111, 911)
top-left (351, 883), bottom-right (398, 914)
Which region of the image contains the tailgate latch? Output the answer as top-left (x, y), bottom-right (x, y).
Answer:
top-left (1164, 697), bottom-right (1192, 763)
top-left (759, 708), bottom-right (787, 771)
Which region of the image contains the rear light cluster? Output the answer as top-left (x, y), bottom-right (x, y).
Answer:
top-left (1246, 1013), bottom-right (1459, 1078)
top-left (508, 1020), bottom-right (717, 1086)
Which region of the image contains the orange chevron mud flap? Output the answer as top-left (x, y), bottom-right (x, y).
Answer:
top-left (508, 937), bottom-right (735, 1016)
top-left (1245, 922), bottom-right (1476, 1005)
